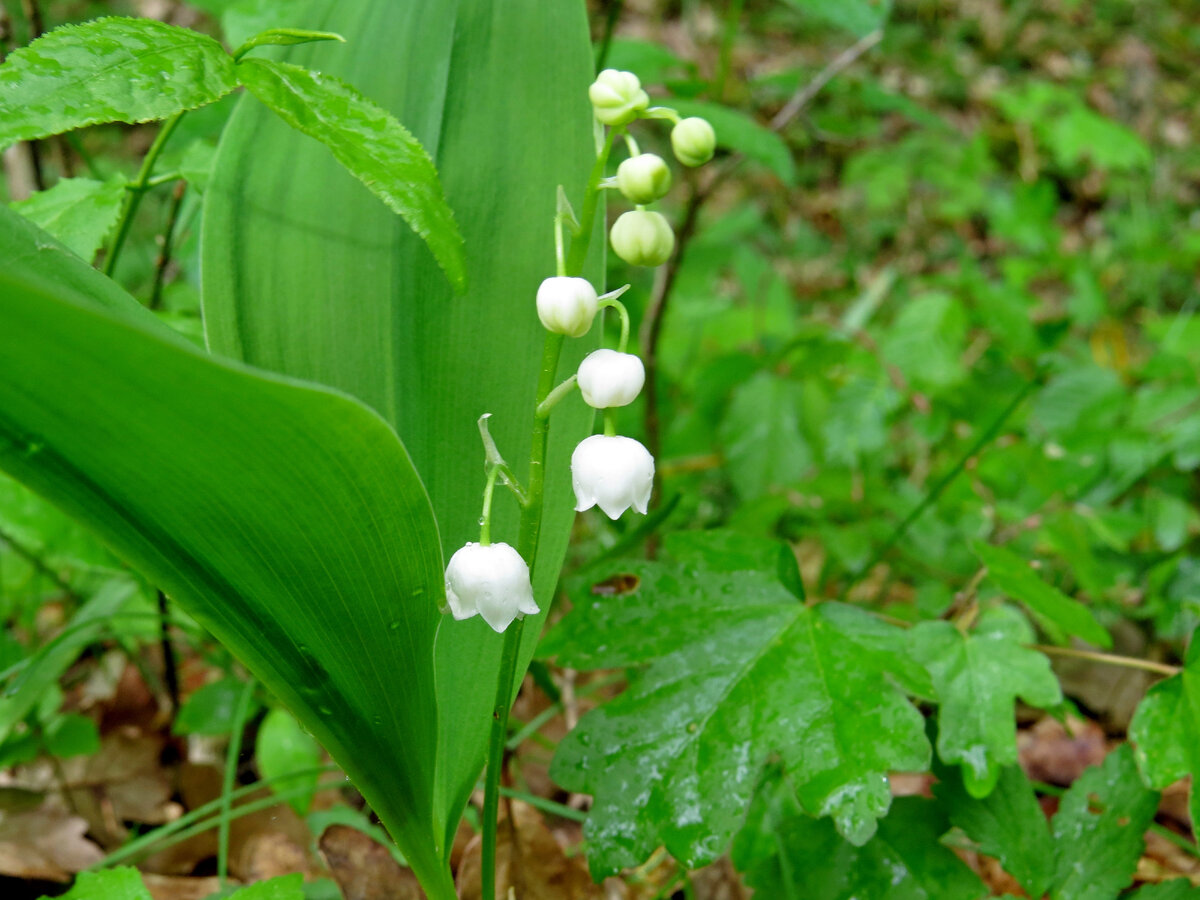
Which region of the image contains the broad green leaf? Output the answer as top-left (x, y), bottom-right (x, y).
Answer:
top-left (543, 550), bottom-right (930, 876)
top-left (0, 17), bottom-right (237, 147)
top-left (0, 213), bottom-right (454, 897)
top-left (911, 608), bottom-right (1061, 797)
top-left (51, 868), bottom-right (151, 900)
top-left (1128, 882), bottom-right (1200, 899)
top-left (44, 712), bottom-right (101, 758)
top-left (0, 577), bottom-right (135, 743)
top-left (174, 676), bottom-right (259, 736)
top-left (257, 707), bottom-right (323, 815)
top-left (670, 97), bottom-right (795, 183)
top-left (719, 371), bottom-right (812, 500)
top-left (1130, 638), bottom-right (1200, 830)
top-left (234, 58), bottom-right (465, 291)
top-left (733, 790), bottom-right (985, 900)
top-left (1050, 746), bottom-right (1159, 900)
top-left (201, 1), bottom-right (599, 857)
top-left (10, 175), bottom-right (125, 260)
top-left (879, 292), bottom-right (967, 390)
top-left (933, 762), bottom-right (1054, 898)
top-left (782, 0), bottom-right (892, 36)
top-left (973, 542), bottom-right (1111, 648)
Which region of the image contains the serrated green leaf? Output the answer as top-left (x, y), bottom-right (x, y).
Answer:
top-left (201, 2), bottom-right (599, 860)
top-left (0, 209), bottom-right (454, 897)
top-left (49, 867), bottom-right (151, 900)
top-left (912, 608), bottom-right (1061, 797)
top-left (0, 17), bottom-right (237, 148)
top-left (669, 97), bottom-right (795, 183)
top-left (1050, 746), bottom-right (1159, 900)
top-left (1130, 638), bottom-right (1200, 830)
top-left (234, 57), bottom-right (465, 292)
top-left (973, 542), bottom-right (1111, 648)
top-left (719, 371), bottom-right (811, 500)
top-left (733, 790), bottom-right (985, 900)
top-left (1128, 881), bottom-right (1200, 899)
top-left (257, 707), bottom-right (322, 815)
top-left (10, 176), bottom-right (125, 260)
top-left (544, 553), bottom-right (929, 876)
top-left (933, 762), bottom-right (1055, 898)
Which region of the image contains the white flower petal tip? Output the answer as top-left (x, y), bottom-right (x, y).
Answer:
top-left (571, 434), bottom-right (655, 520)
top-left (443, 542), bottom-right (538, 633)
top-left (577, 349), bottom-right (645, 409)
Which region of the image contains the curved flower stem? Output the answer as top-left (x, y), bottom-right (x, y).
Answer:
top-left (481, 125), bottom-right (617, 900)
top-left (598, 296), bottom-right (632, 351)
top-left (537, 374), bottom-right (578, 419)
top-left (478, 466), bottom-right (501, 546)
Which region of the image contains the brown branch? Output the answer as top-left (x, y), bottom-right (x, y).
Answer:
top-left (150, 179), bottom-right (188, 310)
top-left (1031, 644), bottom-right (1180, 678)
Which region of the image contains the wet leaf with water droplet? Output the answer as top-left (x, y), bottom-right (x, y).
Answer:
top-left (911, 607), bottom-right (1061, 797)
top-left (732, 782), bottom-right (986, 900)
top-left (542, 543), bottom-right (932, 878)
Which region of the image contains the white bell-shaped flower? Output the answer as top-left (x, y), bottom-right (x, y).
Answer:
top-left (571, 434), bottom-right (655, 519)
top-left (588, 69), bottom-right (650, 126)
top-left (536, 276), bottom-right (599, 337)
top-left (444, 541), bottom-right (539, 633)
top-left (616, 153), bottom-right (672, 204)
top-left (577, 349), bottom-right (645, 409)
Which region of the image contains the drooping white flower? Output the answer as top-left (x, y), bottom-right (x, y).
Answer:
top-left (671, 117), bottom-right (717, 167)
top-left (609, 210), bottom-right (674, 267)
top-left (536, 276), bottom-right (599, 337)
top-left (571, 434), bottom-right (655, 519)
top-left (577, 349), bottom-right (645, 409)
top-left (588, 69), bottom-right (650, 126)
top-left (444, 542), bottom-right (539, 633)
top-left (616, 153), bottom-right (672, 204)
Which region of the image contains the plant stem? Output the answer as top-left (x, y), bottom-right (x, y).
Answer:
top-left (218, 677), bottom-right (257, 889)
top-left (103, 112), bottom-right (184, 277)
top-left (0, 524), bottom-right (78, 600)
top-left (1031, 644), bottom-right (1180, 678)
top-left (842, 373), bottom-right (1040, 597)
top-left (480, 127), bottom-right (615, 900)
top-left (594, 0), bottom-right (624, 71)
top-left (149, 179), bottom-right (187, 310)
top-left (156, 590), bottom-right (180, 716)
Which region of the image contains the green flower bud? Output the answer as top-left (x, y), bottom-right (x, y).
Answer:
top-left (671, 117), bottom-right (716, 167)
top-left (615, 153), bottom-right (672, 205)
top-left (610, 210), bottom-right (674, 267)
top-left (588, 69), bottom-right (650, 127)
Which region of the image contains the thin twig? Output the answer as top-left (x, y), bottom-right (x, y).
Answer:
top-left (149, 179), bottom-right (187, 310)
top-left (1031, 644), bottom-right (1180, 678)
top-left (769, 29), bottom-right (883, 131)
top-left (157, 590), bottom-right (180, 715)
top-left (17, 0), bottom-right (45, 192)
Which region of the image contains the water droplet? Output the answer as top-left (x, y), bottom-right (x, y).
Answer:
top-left (478, 516), bottom-right (486, 526)
top-left (389, 620), bottom-right (401, 630)
top-left (318, 705), bottom-right (333, 716)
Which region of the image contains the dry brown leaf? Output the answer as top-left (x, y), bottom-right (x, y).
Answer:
top-left (142, 873), bottom-right (226, 900)
top-left (1018, 716), bottom-right (1108, 786)
top-left (0, 802), bottom-right (103, 881)
top-left (319, 823), bottom-right (426, 900)
top-left (456, 801), bottom-right (602, 900)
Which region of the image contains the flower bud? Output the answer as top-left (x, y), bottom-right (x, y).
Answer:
top-left (577, 349), bottom-right (645, 409)
top-left (444, 541), bottom-right (539, 633)
top-left (671, 117), bottom-right (716, 167)
top-left (571, 434), bottom-right (655, 519)
top-left (588, 69), bottom-right (650, 126)
top-left (615, 153), bottom-right (672, 205)
top-left (536, 276), bottom-right (599, 337)
top-left (610, 210), bottom-right (674, 267)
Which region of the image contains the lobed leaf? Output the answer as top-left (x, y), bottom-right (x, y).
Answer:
top-left (973, 541), bottom-right (1111, 648)
top-left (911, 607), bottom-right (1061, 797)
top-left (1050, 745), bottom-right (1159, 900)
top-left (0, 17), bottom-right (237, 148)
top-left (733, 787), bottom-right (986, 900)
top-left (933, 762), bottom-right (1055, 898)
top-left (1130, 637), bottom-right (1200, 830)
top-left (234, 57), bottom-right (466, 292)
top-left (10, 175), bottom-right (125, 260)
top-left (543, 549), bottom-right (930, 877)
